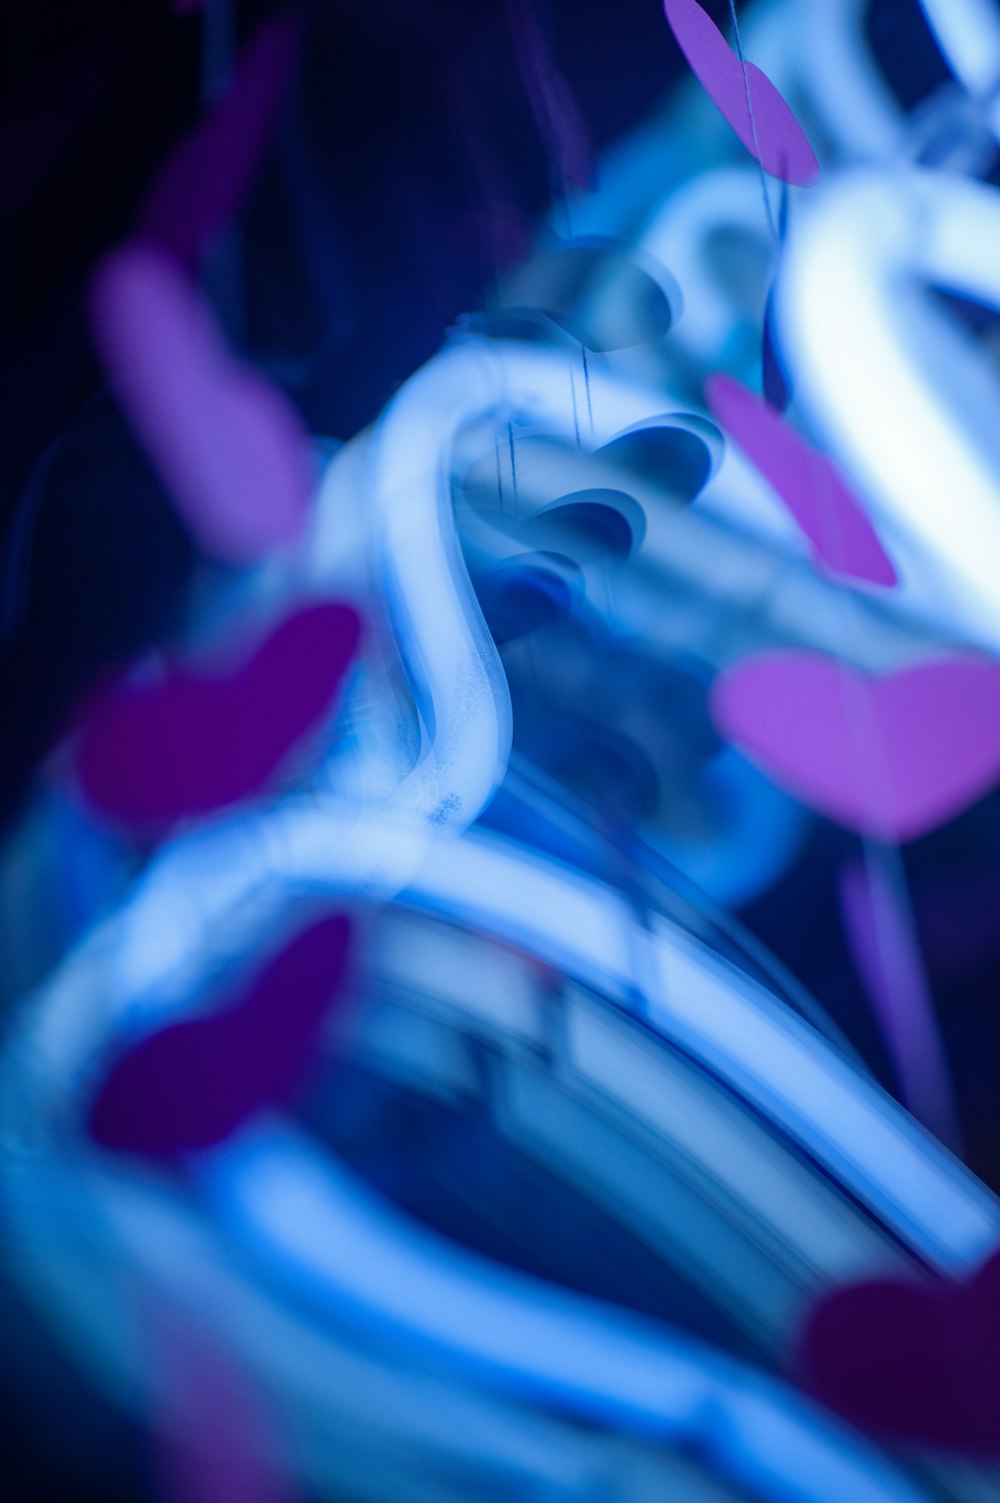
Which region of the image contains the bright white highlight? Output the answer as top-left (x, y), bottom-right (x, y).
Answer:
top-left (919, 0), bottom-right (1000, 134)
top-left (779, 167), bottom-right (1000, 649)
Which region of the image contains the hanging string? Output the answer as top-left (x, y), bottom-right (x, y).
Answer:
top-left (726, 0), bottom-right (779, 247)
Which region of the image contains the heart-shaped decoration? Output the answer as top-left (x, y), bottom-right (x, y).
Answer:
top-left (706, 375), bottom-right (896, 586)
top-left (73, 600), bottom-right (360, 832)
top-left (89, 912), bottom-right (352, 1158)
top-left (711, 650), bottom-right (1000, 841)
top-left (89, 243), bottom-right (312, 564)
top-left (662, 0), bottom-right (819, 186)
top-left (796, 1250), bottom-right (1000, 1452)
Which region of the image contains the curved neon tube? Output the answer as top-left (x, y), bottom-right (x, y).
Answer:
top-left (918, 0), bottom-right (1000, 135)
top-left (778, 167), bottom-right (1000, 649)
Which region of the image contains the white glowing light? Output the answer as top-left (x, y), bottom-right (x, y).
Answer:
top-left (919, 0), bottom-right (1000, 134)
top-left (779, 166), bottom-right (1000, 650)
top-left (791, 0), bottom-right (903, 159)
top-left (204, 1128), bottom-right (931, 1503)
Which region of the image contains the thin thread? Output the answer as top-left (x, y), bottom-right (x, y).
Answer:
top-left (507, 421), bottom-right (519, 503)
top-left (581, 345), bottom-right (594, 435)
top-left (568, 365), bottom-right (581, 447)
top-left (726, 0), bottom-right (779, 247)
top-left (808, 451), bottom-right (962, 1153)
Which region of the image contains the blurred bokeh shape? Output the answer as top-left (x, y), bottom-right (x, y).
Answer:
top-left (712, 650), bottom-right (1000, 841)
top-left (706, 374), bottom-right (897, 586)
top-left (135, 11), bottom-right (300, 269)
top-left (89, 243), bottom-right (314, 563)
top-left (661, 0), bottom-right (820, 185)
top-left (797, 1248), bottom-right (1000, 1452)
top-left (72, 600), bottom-right (360, 832)
top-left (839, 853), bottom-right (960, 1150)
top-left (89, 912), bottom-right (353, 1158)
top-left (150, 1297), bottom-right (298, 1503)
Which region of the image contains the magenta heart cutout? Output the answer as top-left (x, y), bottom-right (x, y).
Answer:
top-left (662, 0), bottom-right (819, 186)
top-left (89, 912), bottom-right (352, 1158)
top-left (706, 375), bottom-right (896, 587)
top-left (796, 1251), bottom-right (1000, 1452)
top-left (89, 243), bottom-right (312, 564)
top-left (137, 13), bottom-right (299, 268)
top-left (711, 651), bottom-right (1000, 841)
top-left (73, 600), bottom-right (360, 832)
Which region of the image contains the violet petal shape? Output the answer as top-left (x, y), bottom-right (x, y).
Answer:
top-left (706, 375), bottom-right (896, 586)
top-left (662, 0), bottom-right (819, 185)
top-left (89, 243), bottom-right (313, 563)
top-left (838, 853), bottom-right (960, 1149)
top-left (73, 601), bottom-right (361, 831)
top-left (711, 650), bottom-right (1000, 842)
top-left (137, 12), bottom-right (299, 267)
top-left (89, 912), bottom-right (352, 1158)
top-left (796, 1251), bottom-right (1000, 1452)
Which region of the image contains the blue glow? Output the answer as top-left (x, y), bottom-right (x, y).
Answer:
top-left (779, 166), bottom-right (1000, 649)
top-left (6, 5), bottom-right (1000, 1496)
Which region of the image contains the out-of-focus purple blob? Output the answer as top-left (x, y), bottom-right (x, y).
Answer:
top-left (0, 38), bottom-right (120, 214)
top-left (662, 0), bottom-right (819, 186)
top-left (839, 853), bottom-right (960, 1148)
top-left (155, 1316), bottom-right (297, 1503)
top-left (136, 12), bottom-right (299, 268)
top-left (89, 243), bottom-right (313, 563)
top-left (89, 912), bottom-right (352, 1158)
top-left (73, 601), bottom-right (361, 831)
top-left (711, 651), bottom-right (1000, 841)
top-left (706, 375), bottom-right (896, 586)
top-left (796, 1251), bottom-right (1000, 1452)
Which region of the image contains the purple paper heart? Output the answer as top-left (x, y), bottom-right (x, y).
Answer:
top-left (137, 12), bottom-right (299, 267)
top-left (73, 601), bottom-right (361, 831)
top-left (89, 912), bottom-right (352, 1158)
top-left (706, 376), bottom-right (895, 586)
top-left (89, 243), bottom-right (313, 563)
top-left (711, 651), bottom-right (1000, 841)
top-left (662, 0), bottom-right (819, 186)
top-left (796, 1251), bottom-right (1000, 1452)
